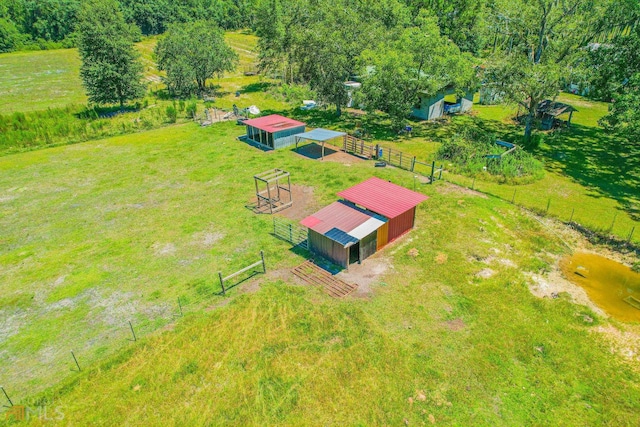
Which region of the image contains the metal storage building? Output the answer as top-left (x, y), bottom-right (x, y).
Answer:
top-left (243, 114), bottom-right (306, 149)
top-left (300, 201), bottom-right (386, 269)
top-left (412, 87), bottom-right (474, 120)
top-left (338, 177), bottom-right (428, 245)
top-left (300, 178), bottom-right (427, 269)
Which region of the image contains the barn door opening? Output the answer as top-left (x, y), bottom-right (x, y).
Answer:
top-left (349, 242), bottom-right (360, 265)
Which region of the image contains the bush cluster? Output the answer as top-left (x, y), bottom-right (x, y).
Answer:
top-left (437, 128), bottom-right (545, 184)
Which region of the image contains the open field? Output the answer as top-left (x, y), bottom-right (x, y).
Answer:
top-left (0, 32), bottom-right (290, 157)
top-left (0, 121), bottom-right (638, 425)
top-left (0, 48), bottom-right (85, 114)
top-left (0, 31), bottom-right (277, 115)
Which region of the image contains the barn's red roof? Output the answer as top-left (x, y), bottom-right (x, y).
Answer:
top-left (337, 177), bottom-right (428, 218)
top-left (243, 114), bottom-right (306, 133)
top-left (300, 201), bottom-right (374, 235)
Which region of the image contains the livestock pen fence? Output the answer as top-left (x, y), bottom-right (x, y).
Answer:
top-left (272, 217), bottom-right (308, 249)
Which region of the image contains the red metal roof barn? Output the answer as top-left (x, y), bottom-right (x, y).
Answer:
top-left (243, 114), bottom-right (306, 149)
top-left (300, 178), bottom-right (427, 269)
top-left (338, 177), bottom-right (428, 245)
top-left (300, 201), bottom-right (386, 269)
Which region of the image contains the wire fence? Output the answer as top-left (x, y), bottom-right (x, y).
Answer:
top-left (439, 171), bottom-right (639, 248)
top-left (0, 251), bottom-right (270, 409)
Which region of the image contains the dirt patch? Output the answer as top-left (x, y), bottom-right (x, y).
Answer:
top-left (192, 230), bottom-right (224, 248)
top-left (337, 255), bottom-right (392, 297)
top-left (435, 253), bottom-right (448, 264)
top-left (593, 324), bottom-right (640, 366)
top-left (293, 142), bottom-right (364, 165)
top-left (275, 185), bottom-right (320, 221)
top-left (476, 268), bottom-right (495, 279)
top-left (152, 243), bottom-right (176, 256)
top-left (436, 182), bottom-right (488, 198)
top-left (445, 318), bottom-right (466, 331)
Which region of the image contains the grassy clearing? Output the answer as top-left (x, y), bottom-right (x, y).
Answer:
top-left (0, 48), bottom-right (85, 114)
top-left (1, 121), bottom-right (639, 425)
top-left (0, 32), bottom-right (290, 156)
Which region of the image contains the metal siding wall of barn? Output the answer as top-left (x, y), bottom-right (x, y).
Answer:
top-left (308, 230), bottom-right (348, 268)
top-left (274, 126), bottom-right (306, 149)
top-left (387, 207), bottom-right (415, 242)
top-left (359, 230), bottom-right (377, 261)
top-left (377, 222), bottom-right (389, 250)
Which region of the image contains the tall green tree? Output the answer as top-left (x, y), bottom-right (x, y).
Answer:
top-left (76, 0), bottom-right (146, 108)
top-left (359, 13), bottom-right (475, 128)
top-left (155, 21), bottom-right (238, 97)
top-left (294, 0), bottom-right (384, 116)
top-left (484, 0), bottom-right (607, 144)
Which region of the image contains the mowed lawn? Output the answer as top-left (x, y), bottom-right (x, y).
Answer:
top-left (0, 48), bottom-right (86, 113)
top-left (1, 122), bottom-right (639, 425)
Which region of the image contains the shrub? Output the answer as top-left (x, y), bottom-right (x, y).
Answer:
top-left (185, 100), bottom-right (197, 118)
top-left (165, 105), bottom-right (177, 123)
top-left (437, 127), bottom-right (545, 184)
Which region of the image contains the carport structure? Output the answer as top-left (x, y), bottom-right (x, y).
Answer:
top-left (294, 128), bottom-right (347, 160)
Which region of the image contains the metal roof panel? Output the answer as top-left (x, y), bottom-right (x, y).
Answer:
top-left (337, 177), bottom-right (428, 218)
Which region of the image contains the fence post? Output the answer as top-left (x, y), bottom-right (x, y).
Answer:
top-left (608, 213), bottom-right (617, 233)
top-left (471, 177), bottom-right (475, 190)
top-left (1, 386), bottom-right (13, 407)
top-left (569, 208), bottom-right (575, 223)
top-left (438, 164), bottom-right (443, 180)
top-left (375, 144), bottom-right (379, 159)
top-left (177, 297), bottom-right (183, 316)
top-left (128, 321), bottom-right (137, 342)
top-left (511, 189), bottom-right (516, 204)
top-left (627, 226), bottom-right (635, 243)
top-left (430, 161), bottom-right (435, 184)
top-left (218, 272), bottom-right (226, 295)
top-left (399, 151), bottom-right (403, 168)
top-left (545, 198), bottom-right (551, 214)
top-left (273, 218), bottom-right (277, 236)
top-left (289, 224), bottom-right (293, 243)
top-left (71, 351), bottom-right (81, 372)
top-left (411, 156), bottom-right (416, 172)
top-left (260, 250), bottom-right (266, 273)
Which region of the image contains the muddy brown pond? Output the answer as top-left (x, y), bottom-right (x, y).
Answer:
top-left (560, 253), bottom-right (640, 322)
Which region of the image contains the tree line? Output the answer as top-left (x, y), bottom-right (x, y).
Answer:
top-left (253, 0), bottom-right (640, 144)
top-left (0, 0), bottom-right (256, 52)
top-left (24, 0), bottom-right (640, 147)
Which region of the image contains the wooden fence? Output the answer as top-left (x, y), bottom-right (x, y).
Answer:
top-left (218, 251), bottom-right (266, 295)
top-left (342, 135), bottom-right (375, 158)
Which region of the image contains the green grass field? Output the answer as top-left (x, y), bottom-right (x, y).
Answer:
top-left (1, 121), bottom-right (638, 425)
top-left (0, 48), bottom-right (85, 113)
top-left (0, 31), bottom-right (278, 115)
top-left (1, 34), bottom-right (639, 426)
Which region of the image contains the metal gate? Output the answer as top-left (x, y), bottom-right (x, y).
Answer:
top-left (342, 135), bottom-right (374, 158)
top-left (273, 218), bottom-right (308, 249)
